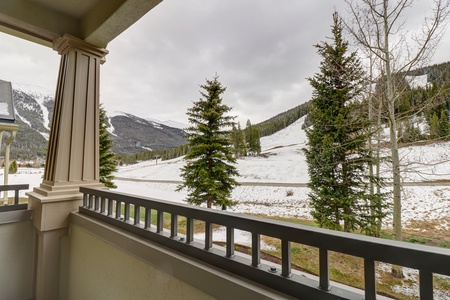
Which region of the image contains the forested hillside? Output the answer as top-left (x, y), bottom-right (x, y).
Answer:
top-left (254, 102), bottom-right (310, 137)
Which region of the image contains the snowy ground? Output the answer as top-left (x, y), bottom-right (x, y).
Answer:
top-left (115, 117), bottom-right (450, 229)
top-left (6, 117), bottom-right (450, 228)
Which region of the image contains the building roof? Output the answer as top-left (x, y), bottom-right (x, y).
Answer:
top-left (0, 80), bottom-right (15, 123)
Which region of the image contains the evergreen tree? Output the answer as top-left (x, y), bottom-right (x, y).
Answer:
top-left (237, 123), bottom-right (247, 157)
top-left (303, 12), bottom-right (387, 234)
top-left (245, 120), bottom-right (261, 156)
top-left (9, 160), bottom-right (17, 174)
top-left (429, 112), bottom-right (439, 139)
top-left (231, 123), bottom-right (247, 158)
top-left (249, 127), bottom-right (261, 155)
top-left (439, 109), bottom-right (450, 139)
top-left (177, 75), bottom-right (239, 209)
top-left (99, 104), bottom-right (118, 188)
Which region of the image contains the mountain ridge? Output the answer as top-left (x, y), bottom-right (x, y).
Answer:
top-left (7, 87), bottom-right (187, 158)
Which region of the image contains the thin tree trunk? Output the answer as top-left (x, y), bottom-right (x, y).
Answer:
top-left (383, 0), bottom-right (403, 277)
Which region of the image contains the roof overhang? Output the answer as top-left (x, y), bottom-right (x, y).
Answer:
top-left (0, 0), bottom-right (162, 48)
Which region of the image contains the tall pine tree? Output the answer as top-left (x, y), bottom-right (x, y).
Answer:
top-left (231, 122), bottom-right (247, 158)
top-left (177, 75), bottom-right (239, 208)
top-left (303, 12), bottom-right (387, 234)
top-left (245, 120), bottom-right (261, 156)
top-left (99, 104), bottom-right (118, 189)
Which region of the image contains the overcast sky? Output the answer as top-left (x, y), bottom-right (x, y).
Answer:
top-left (0, 1), bottom-right (449, 126)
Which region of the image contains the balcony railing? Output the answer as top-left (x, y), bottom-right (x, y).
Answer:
top-left (79, 187), bottom-right (450, 300)
top-left (0, 184), bottom-right (29, 212)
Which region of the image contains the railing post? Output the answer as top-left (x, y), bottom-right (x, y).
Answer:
top-left (226, 227), bottom-right (235, 258)
top-left (156, 211), bottom-right (164, 233)
top-left (281, 239), bottom-right (291, 277)
top-left (186, 217), bottom-right (194, 244)
top-left (364, 259), bottom-right (376, 300)
top-left (144, 208), bottom-right (151, 229)
top-left (419, 270), bottom-right (433, 299)
top-left (170, 214), bottom-right (178, 238)
top-left (115, 201), bottom-right (121, 219)
top-left (205, 222), bottom-right (213, 250)
top-left (124, 203), bottom-right (130, 222)
top-left (252, 233), bottom-right (260, 267)
top-left (107, 199), bottom-right (113, 216)
top-left (134, 205), bottom-right (140, 225)
top-left (319, 248), bottom-right (330, 291)
top-left (94, 195), bottom-right (100, 211)
top-left (13, 189), bottom-right (19, 205)
top-left (83, 193), bottom-right (88, 207)
top-left (100, 197), bottom-right (106, 213)
top-left (88, 194), bottom-right (94, 209)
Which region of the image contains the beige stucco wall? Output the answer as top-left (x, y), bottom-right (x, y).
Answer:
top-left (66, 223), bottom-right (214, 300)
top-left (66, 213), bottom-right (295, 300)
top-left (0, 218), bottom-right (35, 300)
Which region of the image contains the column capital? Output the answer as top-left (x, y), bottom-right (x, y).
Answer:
top-left (53, 34), bottom-right (108, 59)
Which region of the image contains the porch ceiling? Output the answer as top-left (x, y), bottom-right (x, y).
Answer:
top-left (0, 0), bottom-right (162, 48)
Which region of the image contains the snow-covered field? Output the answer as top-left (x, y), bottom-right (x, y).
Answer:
top-left (4, 116), bottom-right (450, 229)
top-left (115, 117), bottom-right (450, 230)
top-left (7, 116), bottom-right (450, 229)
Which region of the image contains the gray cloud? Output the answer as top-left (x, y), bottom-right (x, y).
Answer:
top-left (0, 1), bottom-right (448, 127)
top-left (101, 1), bottom-right (349, 125)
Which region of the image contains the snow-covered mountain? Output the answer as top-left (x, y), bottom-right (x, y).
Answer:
top-left (8, 86), bottom-right (186, 157)
top-left (108, 112), bottom-right (186, 154)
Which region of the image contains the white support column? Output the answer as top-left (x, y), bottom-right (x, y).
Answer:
top-left (0, 124), bottom-right (18, 203)
top-left (4, 128), bottom-right (17, 203)
top-left (27, 34), bottom-right (108, 300)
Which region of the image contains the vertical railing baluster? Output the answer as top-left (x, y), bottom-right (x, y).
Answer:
top-left (364, 259), bottom-right (376, 300)
top-left (205, 222), bottom-right (213, 250)
top-left (94, 195), bottom-right (100, 211)
top-left (100, 197), bottom-right (106, 214)
top-left (281, 239), bottom-right (291, 277)
top-left (157, 211), bottom-right (164, 233)
top-left (134, 205), bottom-right (140, 225)
top-left (144, 208), bottom-right (151, 229)
top-left (115, 201), bottom-right (121, 219)
top-left (319, 248), bottom-right (330, 291)
top-left (252, 233), bottom-right (260, 267)
top-left (186, 217), bottom-right (194, 244)
top-left (170, 214), bottom-right (178, 238)
top-left (419, 270), bottom-right (433, 299)
top-left (226, 227), bottom-right (234, 258)
top-left (124, 203), bottom-right (130, 222)
top-left (14, 190), bottom-right (19, 205)
top-left (107, 199), bottom-right (114, 216)
top-left (88, 194), bottom-right (94, 209)
top-left (83, 193), bottom-right (88, 207)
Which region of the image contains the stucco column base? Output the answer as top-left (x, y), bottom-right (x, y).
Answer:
top-left (28, 181), bottom-right (103, 232)
top-left (27, 181), bottom-right (103, 300)
top-left (33, 227), bottom-right (68, 300)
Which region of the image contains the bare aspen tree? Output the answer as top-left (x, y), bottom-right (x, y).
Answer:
top-left (345, 0), bottom-right (450, 277)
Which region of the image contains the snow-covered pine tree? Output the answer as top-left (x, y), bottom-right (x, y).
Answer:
top-left (177, 75), bottom-right (239, 209)
top-left (99, 104), bottom-right (118, 189)
top-left (303, 12), bottom-right (387, 234)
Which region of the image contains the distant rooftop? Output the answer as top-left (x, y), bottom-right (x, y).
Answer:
top-left (0, 80), bottom-right (15, 123)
